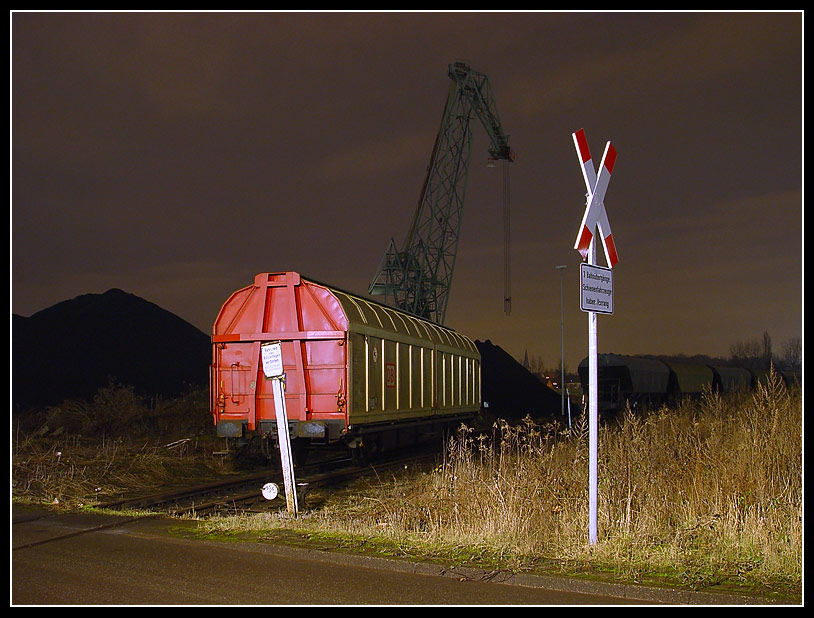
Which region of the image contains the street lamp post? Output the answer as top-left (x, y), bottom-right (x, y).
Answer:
top-left (555, 265), bottom-right (567, 419)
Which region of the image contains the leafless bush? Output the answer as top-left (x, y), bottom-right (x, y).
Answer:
top-left (12, 384), bottom-right (226, 508)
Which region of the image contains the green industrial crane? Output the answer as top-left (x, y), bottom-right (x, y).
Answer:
top-left (369, 62), bottom-right (514, 325)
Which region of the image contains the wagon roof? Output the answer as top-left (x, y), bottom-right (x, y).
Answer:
top-left (307, 275), bottom-right (478, 353)
top-left (579, 354), bottom-right (670, 393)
top-left (579, 353), bottom-right (669, 373)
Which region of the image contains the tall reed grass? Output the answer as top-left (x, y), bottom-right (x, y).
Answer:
top-left (309, 369), bottom-right (802, 593)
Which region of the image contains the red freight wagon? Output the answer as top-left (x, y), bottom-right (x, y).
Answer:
top-left (211, 272), bottom-right (481, 459)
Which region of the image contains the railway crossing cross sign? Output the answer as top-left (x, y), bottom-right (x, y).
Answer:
top-left (571, 128), bottom-right (618, 546)
top-left (573, 128), bottom-right (618, 269)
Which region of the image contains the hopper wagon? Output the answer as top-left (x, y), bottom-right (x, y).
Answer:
top-left (579, 353), bottom-right (799, 416)
top-left (211, 272), bottom-right (481, 460)
top-left (578, 354), bottom-right (671, 414)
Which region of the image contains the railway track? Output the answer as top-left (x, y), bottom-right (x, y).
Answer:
top-left (12, 448), bottom-right (440, 551)
top-left (100, 449), bottom-right (438, 518)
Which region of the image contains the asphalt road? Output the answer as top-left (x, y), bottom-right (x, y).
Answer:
top-left (10, 505), bottom-right (768, 606)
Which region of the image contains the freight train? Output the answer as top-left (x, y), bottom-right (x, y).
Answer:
top-left (210, 272), bottom-right (481, 461)
top-left (577, 353), bottom-right (800, 415)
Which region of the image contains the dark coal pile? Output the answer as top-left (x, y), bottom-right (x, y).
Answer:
top-left (13, 289), bottom-right (210, 410)
top-left (475, 339), bottom-right (561, 421)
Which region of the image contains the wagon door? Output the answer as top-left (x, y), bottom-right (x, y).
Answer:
top-left (213, 340), bottom-right (259, 436)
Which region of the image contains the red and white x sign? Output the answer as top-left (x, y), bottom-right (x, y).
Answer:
top-left (573, 129), bottom-right (618, 268)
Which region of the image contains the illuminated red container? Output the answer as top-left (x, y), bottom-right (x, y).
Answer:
top-left (211, 272), bottom-right (480, 452)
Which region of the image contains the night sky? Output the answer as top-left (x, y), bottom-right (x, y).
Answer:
top-left (12, 11), bottom-right (803, 372)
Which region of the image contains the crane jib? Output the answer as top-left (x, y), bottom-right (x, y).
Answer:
top-left (369, 63), bottom-right (514, 326)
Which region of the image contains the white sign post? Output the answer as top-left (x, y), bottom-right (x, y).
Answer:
top-left (572, 128), bottom-right (618, 546)
top-left (261, 341), bottom-right (299, 515)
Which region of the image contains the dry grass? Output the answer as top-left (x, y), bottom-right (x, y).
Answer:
top-left (206, 369), bottom-right (801, 596)
top-left (12, 385), bottom-right (228, 508)
top-left (13, 374), bottom-right (802, 597)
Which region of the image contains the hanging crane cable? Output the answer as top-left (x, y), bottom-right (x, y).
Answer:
top-left (503, 157), bottom-right (511, 316)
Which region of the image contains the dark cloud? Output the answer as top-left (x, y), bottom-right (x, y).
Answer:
top-left (12, 11), bottom-right (802, 370)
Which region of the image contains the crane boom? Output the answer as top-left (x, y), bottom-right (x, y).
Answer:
top-left (369, 62), bottom-right (513, 325)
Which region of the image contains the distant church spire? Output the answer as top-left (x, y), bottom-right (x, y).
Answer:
top-left (523, 349), bottom-right (530, 370)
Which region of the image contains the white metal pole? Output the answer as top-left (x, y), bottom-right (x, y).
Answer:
top-left (588, 237), bottom-right (598, 545)
top-left (271, 377), bottom-right (298, 515)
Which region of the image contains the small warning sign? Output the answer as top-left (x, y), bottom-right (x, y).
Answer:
top-left (580, 263), bottom-right (613, 314)
top-left (261, 341), bottom-right (284, 378)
